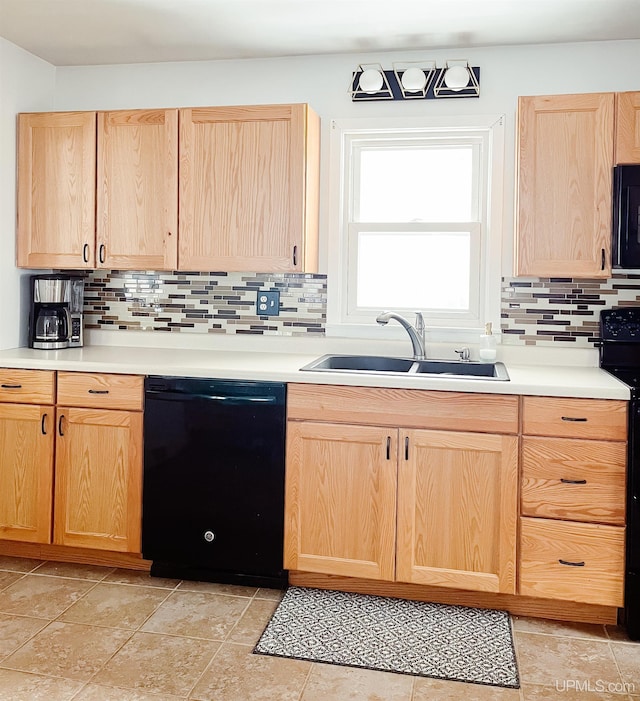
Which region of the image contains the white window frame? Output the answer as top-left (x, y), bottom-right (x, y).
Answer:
top-left (325, 115), bottom-right (505, 343)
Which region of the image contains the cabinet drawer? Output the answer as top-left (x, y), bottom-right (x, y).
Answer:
top-left (0, 369), bottom-right (55, 404)
top-left (57, 372), bottom-right (143, 410)
top-left (522, 397), bottom-right (627, 440)
top-left (521, 437), bottom-right (626, 525)
top-left (287, 384), bottom-right (519, 434)
top-left (519, 517), bottom-right (625, 607)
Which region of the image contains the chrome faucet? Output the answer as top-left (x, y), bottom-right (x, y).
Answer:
top-left (376, 311), bottom-right (426, 360)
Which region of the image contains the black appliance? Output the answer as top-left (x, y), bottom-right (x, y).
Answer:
top-left (599, 308), bottom-right (640, 640)
top-left (142, 376), bottom-right (288, 587)
top-left (612, 164), bottom-right (640, 269)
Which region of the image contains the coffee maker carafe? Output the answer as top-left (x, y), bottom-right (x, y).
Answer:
top-left (29, 275), bottom-right (72, 349)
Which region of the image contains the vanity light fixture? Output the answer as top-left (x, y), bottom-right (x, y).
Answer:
top-left (349, 59), bottom-right (480, 102)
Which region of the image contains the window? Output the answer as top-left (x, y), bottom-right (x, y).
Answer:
top-left (326, 116), bottom-right (505, 340)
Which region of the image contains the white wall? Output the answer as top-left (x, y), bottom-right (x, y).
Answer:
top-left (53, 39), bottom-right (640, 278)
top-left (0, 38), bottom-right (55, 349)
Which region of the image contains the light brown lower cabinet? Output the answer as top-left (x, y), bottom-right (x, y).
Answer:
top-left (284, 419), bottom-right (518, 594)
top-left (519, 517), bottom-right (625, 607)
top-left (519, 396), bottom-right (628, 608)
top-left (0, 402), bottom-right (54, 543)
top-left (0, 369), bottom-right (143, 554)
top-left (0, 369), bottom-right (56, 544)
top-left (53, 407), bottom-right (143, 552)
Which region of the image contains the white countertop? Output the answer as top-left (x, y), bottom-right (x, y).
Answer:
top-left (0, 345), bottom-right (630, 399)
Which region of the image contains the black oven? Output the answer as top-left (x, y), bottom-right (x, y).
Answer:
top-left (612, 165), bottom-right (640, 269)
top-left (600, 308), bottom-right (640, 640)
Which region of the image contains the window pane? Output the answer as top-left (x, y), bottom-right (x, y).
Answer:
top-left (357, 147), bottom-right (473, 222)
top-left (356, 232), bottom-right (470, 310)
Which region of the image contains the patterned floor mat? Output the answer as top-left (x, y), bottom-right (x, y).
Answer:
top-left (254, 586), bottom-right (520, 688)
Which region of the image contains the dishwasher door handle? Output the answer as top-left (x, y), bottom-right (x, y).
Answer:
top-left (146, 390), bottom-right (278, 404)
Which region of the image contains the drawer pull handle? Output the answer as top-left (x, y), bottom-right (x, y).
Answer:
top-left (560, 478), bottom-right (587, 485)
top-left (88, 389), bottom-right (110, 394)
top-left (559, 559), bottom-right (585, 567)
top-left (1, 384), bottom-right (22, 389)
top-left (561, 416), bottom-right (587, 422)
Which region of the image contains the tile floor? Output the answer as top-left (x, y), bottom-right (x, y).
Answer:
top-left (0, 555), bottom-right (638, 700)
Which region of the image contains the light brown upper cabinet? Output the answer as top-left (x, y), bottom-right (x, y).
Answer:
top-left (179, 104), bottom-right (320, 272)
top-left (17, 112), bottom-right (96, 269)
top-left (515, 93), bottom-right (615, 278)
top-left (18, 103), bottom-right (319, 273)
top-left (97, 109), bottom-right (178, 269)
top-left (616, 91), bottom-right (640, 164)
top-left (18, 109), bottom-right (177, 270)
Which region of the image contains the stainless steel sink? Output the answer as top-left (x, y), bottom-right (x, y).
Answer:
top-left (300, 354), bottom-right (415, 373)
top-left (413, 359), bottom-right (510, 380)
top-left (300, 354), bottom-right (510, 381)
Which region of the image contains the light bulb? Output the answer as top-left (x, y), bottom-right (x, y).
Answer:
top-left (359, 69), bottom-right (383, 94)
top-left (401, 67), bottom-right (427, 92)
top-left (443, 65), bottom-right (470, 91)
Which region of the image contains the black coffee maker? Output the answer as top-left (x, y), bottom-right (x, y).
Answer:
top-left (28, 274), bottom-right (73, 349)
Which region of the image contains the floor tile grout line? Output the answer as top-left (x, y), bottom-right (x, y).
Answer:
top-left (31, 559), bottom-right (118, 582)
top-left (607, 637), bottom-right (634, 695)
top-left (182, 635), bottom-right (228, 700)
top-left (0, 575), bottom-right (107, 664)
top-left (0, 616), bottom-right (50, 668)
top-left (296, 659), bottom-right (317, 701)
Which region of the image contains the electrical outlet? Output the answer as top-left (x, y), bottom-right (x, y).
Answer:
top-left (256, 290), bottom-right (280, 316)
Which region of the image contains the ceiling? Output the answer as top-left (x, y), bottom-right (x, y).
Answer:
top-left (1, 0), bottom-right (640, 67)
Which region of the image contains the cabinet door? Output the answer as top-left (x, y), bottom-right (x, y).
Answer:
top-left (516, 93), bottom-right (614, 278)
top-left (396, 429), bottom-right (518, 594)
top-left (179, 104), bottom-right (319, 272)
top-left (17, 112), bottom-right (96, 269)
top-left (54, 407), bottom-right (142, 552)
top-left (616, 91), bottom-right (640, 164)
top-left (97, 109), bottom-right (178, 270)
top-left (284, 421), bottom-right (397, 580)
top-left (0, 403), bottom-right (54, 544)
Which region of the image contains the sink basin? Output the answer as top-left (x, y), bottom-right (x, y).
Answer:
top-left (300, 355), bottom-right (510, 381)
top-left (300, 354), bottom-right (415, 373)
top-left (413, 359), bottom-right (510, 380)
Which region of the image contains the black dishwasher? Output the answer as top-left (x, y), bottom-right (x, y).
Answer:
top-left (142, 376), bottom-right (287, 587)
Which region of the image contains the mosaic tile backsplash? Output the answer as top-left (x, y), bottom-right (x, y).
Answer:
top-left (84, 270), bottom-right (327, 336)
top-left (82, 270), bottom-right (640, 347)
top-left (502, 273), bottom-right (640, 346)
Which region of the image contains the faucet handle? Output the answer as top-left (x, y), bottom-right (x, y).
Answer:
top-left (414, 312), bottom-right (425, 334)
top-left (455, 347), bottom-right (470, 361)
